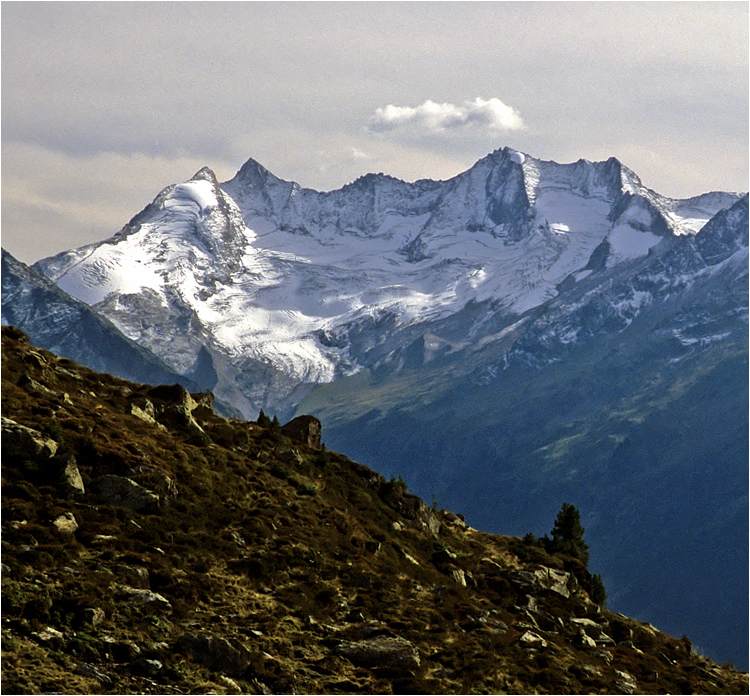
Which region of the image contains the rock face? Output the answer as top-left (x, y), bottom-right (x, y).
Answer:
top-left (90, 475), bottom-right (160, 511)
top-left (509, 567), bottom-right (574, 599)
top-left (56, 454), bottom-right (86, 498)
top-left (280, 415), bottom-right (322, 449)
top-left (176, 634), bottom-right (252, 677)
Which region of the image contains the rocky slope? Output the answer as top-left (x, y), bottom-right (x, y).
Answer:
top-left (2, 326), bottom-right (747, 695)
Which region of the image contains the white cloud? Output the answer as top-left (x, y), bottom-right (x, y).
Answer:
top-left (350, 147), bottom-right (373, 161)
top-left (368, 97), bottom-right (525, 137)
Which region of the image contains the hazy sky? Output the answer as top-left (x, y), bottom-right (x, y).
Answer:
top-left (2, 2), bottom-right (748, 264)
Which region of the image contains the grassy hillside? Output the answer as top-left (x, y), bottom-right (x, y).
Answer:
top-left (2, 326), bottom-right (747, 694)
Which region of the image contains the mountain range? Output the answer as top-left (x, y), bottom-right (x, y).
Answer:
top-left (2, 146), bottom-right (747, 668)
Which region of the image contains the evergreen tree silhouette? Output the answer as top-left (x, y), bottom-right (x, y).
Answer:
top-left (549, 502), bottom-right (590, 565)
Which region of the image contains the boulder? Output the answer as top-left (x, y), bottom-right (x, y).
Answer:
top-left (115, 586), bottom-right (172, 613)
top-left (218, 676), bottom-right (242, 695)
top-left (614, 669), bottom-right (637, 694)
top-left (451, 569), bottom-right (467, 586)
top-left (617, 640), bottom-right (643, 653)
top-left (519, 630), bottom-right (548, 650)
top-left (477, 557), bottom-right (506, 576)
top-left (571, 617), bottom-right (604, 637)
top-left (160, 404), bottom-right (205, 435)
top-left (191, 391), bottom-right (216, 421)
top-left (281, 415), bottom-right (322, 449)
top-left (1, 417), bottom-right (58, 459)
top-left (54, 454), bottom-right (85, 498)
top-left (132, 465), bottom-right (178, 499)
top-left (334, 634), bottom-right (420, 673)
top-left (147, 384), bottom-right (197, 409)
top-left (133, 658), bottom-right (163, 677)
top-left (32, 627), bottom-right (65, 646)
top-left (571, 617), bottom-right (615, 645)
top-left (129, 402), bottom-right (165, 431)
top-left (578, 628), bottom-right (598, 648)
top-left (145, 385), bottom-right (205, 434)
top-left (53, 512), bottom-right (79, 534)
top-left (90, 475), bottom-right (160, 511)
top-left (530, 607), bottom-right (563, 632)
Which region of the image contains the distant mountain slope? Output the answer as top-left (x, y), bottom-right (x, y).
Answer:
top-left (1, 249), bottom-right (249, 418)
top-left (299, 194), bottom-right (749, 667)
top-left (2, 326), bottom-right (747, 695)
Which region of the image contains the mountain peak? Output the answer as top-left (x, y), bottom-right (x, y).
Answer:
top-left (232, 156), bottom-right (289, 190)
top-left (190, 166), bottom-right (220, 186)
top-left (345, 171), bottom-right (403, 191)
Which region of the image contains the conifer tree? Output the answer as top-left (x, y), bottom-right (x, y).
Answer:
top-left (549, 502), bottom-right (590, 565)
top-left (591, 573), bottom-right (607, 606)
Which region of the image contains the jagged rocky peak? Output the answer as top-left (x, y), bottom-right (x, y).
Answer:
top-left (346, 171), bottom-right (403, 190)
top-left (693, 193), bottom-right (749, 264)
top-left (33, 166), bottom-right (251, 310)
top-left (221, 157), bottom-right (301, 223)
top-left (232, 156), bottom-right (285, 189)
top-left (126, 165), bottom-right (250, 267)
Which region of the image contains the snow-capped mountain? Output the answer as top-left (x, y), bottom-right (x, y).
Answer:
top-left (32, 147), bottom-right (743, 418)
top-left (6, 146), bottom-right (748, 667)
top-left (1, 249), bottom-right (199, 391)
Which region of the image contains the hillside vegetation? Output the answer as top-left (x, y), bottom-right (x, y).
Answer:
top-left (2, 325), bottom-right (747, 695)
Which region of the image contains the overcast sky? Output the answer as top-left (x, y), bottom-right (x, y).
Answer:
top-left (2, 1), bottom-right (748, 265)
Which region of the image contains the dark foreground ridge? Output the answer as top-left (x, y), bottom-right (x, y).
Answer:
top-left (2, 325), bottom-right (747, 695)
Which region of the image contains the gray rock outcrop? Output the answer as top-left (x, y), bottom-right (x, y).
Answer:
top-left (115, 586), bottom-right (172, 613)
top-left (2, 417), bottom-right (58, 459)
top-left (55, 454), bottom-right (86, 498)
top-left (281, 415), bottom-right (322, 449)
top-left (334, 634), bottom-right (421, 673)
top-left (508, 567), bottom-right (573, 599)
top-left (90, 475), bottom-right (159, 511)
top-left (53, 512), bottom-right (78, 534)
